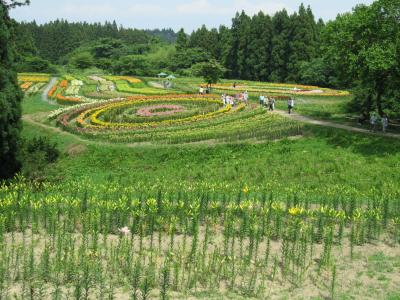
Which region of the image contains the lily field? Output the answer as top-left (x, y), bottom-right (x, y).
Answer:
top-left (3, 73), bottom-right (399, 299)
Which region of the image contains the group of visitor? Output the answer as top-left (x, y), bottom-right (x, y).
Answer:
top-left (199, 85), bottom-right (212, 95)
top-left (221, 91), bottom-right (249, 106)
top-left (259, 95), bottom-right (276, 111)
top-left (367, 112), bottom-right (389, 133)
top-left (259, 95), bottom-right (295, 114)
top-left (163, 80), bottom-right (173, 89)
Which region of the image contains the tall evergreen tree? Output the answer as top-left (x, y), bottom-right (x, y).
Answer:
top-left (176, 28), bottom-right (188, 51)
top-left (270, 9), bottom-right (291, 82)
top-left (286, 4), bottom-right (318, 82)
top-left (217, 25), bottom-right (232, 77)
top-left (0, 0), bottom-right (26, 179)
top-left (246, 12), bottom-right (273, 81)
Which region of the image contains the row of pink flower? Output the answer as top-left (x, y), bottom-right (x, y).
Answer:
top-left (136, 105), bottom-right (185, 117)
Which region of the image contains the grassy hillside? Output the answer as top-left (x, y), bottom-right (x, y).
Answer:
top-left (4, 75), bottom-right (399, 299)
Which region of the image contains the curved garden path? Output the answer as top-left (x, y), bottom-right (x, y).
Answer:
top-left (42, 77), bottom-right (57, 104)
top-left (274, 110), bottom-right (400, 139)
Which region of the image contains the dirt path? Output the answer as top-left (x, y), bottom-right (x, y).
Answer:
top-left (148, 81), bottom-right (165, 89)
top-left (274, 110), bottom-right (400, 139)
top-left (23, 114), bottom-right (87, 143)
top-left (42, 77), bottom-right (57, 105)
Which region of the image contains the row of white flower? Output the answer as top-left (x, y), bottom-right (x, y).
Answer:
top-left (26, 83), bottom-right (46, 95)
top-left (47, 98), bottom-right (125, 120)
top-left (65, 80), bottom-right (84, 96)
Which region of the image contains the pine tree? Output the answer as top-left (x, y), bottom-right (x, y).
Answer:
top-left (176, 28), bottom-right (188, 52)
top-left (246, 12), bottom-right (273, 81)
top-left (286, 4), bottom-right (318, 82)
top-left (0, 0), bottom-right (25, 179)
top-left (270, 9), bottom-right (291, 82)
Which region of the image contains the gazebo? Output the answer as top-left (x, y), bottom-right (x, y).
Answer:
top-left (157, 72), bottom-right (168, 78)
top-left (166, 75), bottom-right (176, 80)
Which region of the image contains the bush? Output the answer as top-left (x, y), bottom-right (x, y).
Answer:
top-left (20, 137), bottom-right (60, 180)
top-left (16, 56), bottom-right (57, 73)
top-left (70, 52), bottom-right (94, 69)
top-left (112, 55), bottom-right (151, 76)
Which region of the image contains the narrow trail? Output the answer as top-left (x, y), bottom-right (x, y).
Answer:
top-left (42, 77), bottom-right (57, 105)
top-left (23, 114), bottom-right (87, 143)
top-left (274, 110), bottom-right (400, 139)
top-left (148, 81), bottom-right (165, 89)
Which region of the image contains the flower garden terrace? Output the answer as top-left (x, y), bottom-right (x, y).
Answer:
top-left (17, 73), bottom-right (51, 95)
top-left (182, 79), bottom-right (350, 97)
top-left (48, 94), bottom-right (303, 145)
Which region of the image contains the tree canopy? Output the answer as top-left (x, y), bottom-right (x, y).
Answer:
top-left (0, 0), bottom-right (24, 179)
top-left (322, 0), bottom-right (400, 116)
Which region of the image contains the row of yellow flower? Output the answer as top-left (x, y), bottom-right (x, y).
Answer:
top-left (73, 95), bottom-right (216, 128)
top-left (115, 76), bottom-right (142, 84)
top-left (76, 97), bottom-right (228, 129)
top-left (18, 75), bottom-right (50, 83)
top-left (0, 190), bottom-right (386, 224)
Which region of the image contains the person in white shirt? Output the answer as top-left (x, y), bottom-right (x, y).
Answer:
top-left (370, 113), bottom-right (378, 132)
top-left (199, 86), bottom-right (204, 95)
top-left (222, 94), bottom-right (226, 105)
top-left (381, 115), bottom-right (389, 132)
top-left (288, 98), bottom-right (294, 114)
top-left (243, 91), bottom-right (249, 105)
top-left (259, 95), bottom-right (265, 106)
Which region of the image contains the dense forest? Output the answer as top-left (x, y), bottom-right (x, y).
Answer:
top-left (15, 5), bottom-right (322, 84)
top-left (13, 1), bottom-right (400, 116)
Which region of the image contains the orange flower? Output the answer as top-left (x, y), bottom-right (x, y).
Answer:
top-left (48, 85), bottom-right (57, 98)
top-left (20, 82), bottom-right (33, 90)
top-left (60, 80), bottom-right (68, 88)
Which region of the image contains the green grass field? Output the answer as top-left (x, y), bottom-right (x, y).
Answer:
top-left (4, 75), bottom-right (399, 299)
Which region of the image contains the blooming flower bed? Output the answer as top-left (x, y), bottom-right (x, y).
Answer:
top-left (51, 94), bottom-right (302, 144)
top-left (211, 83), bottom-right (350, 97)
top-left (136, 105), bottom-right (185, 117)
top-left (18, 73), bottom-right (51, 94)
top-left (20, 82), bottom-right (33, 90)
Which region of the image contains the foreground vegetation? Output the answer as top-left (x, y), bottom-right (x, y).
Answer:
top-left (11, 84), bottom-right (399, 298)
top-left (0, 176), bottom-right (399, 299)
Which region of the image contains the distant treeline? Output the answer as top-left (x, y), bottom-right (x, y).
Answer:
top-left (15, 20), bottom-right (176, 64)
top-left (178, 4), bottom-right (323, 84)
top-left (13, 5), bottom-right (328, 85)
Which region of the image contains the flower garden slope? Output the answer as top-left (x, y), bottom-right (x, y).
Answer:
top-left (18, 73), bottom-right (51, 95)
top-left (176, 78), bottom-right (349, 97)
top-left (53, 94), bottom-right (303, 144)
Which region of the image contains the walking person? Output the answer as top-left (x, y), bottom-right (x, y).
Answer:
top-left (199, 86), bottom-right (204, 95)
top-left (259, 95), bottom-right (265, 107)
top-left (243, 91), bottom-right (249, 105)
top-left (222, 94), bottom-right (226, 105)
top-left (382, 114), bottom-right (389, 133)
top-left (288, 98), bottom-right (294, 114)
top-left (370, 112), bottom-right (378, 132)
top-left (269, 98), bottom-right (276, 111)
